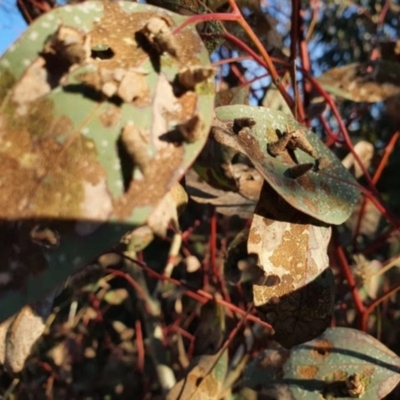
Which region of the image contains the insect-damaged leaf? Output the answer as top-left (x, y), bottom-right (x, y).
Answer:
top-left (204, 105), bottom-right (359, 225)
top-left (0, 1), bottom-right (214, 322)
top-left (249, 182), bottom-right (334, 348)
top-left (316, 61), bottom-right (400, 102)
top-left (244, 327), bottom-right (400, 400)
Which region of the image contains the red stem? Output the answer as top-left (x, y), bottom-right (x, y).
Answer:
top-left (361, 282), bottom-right (400, 332)
top-left (353, 132), bottom-right (400, 245)
top-left (334, 237), bottom-right (366, 325)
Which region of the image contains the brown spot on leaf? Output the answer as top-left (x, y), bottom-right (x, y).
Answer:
top-left (311, 339), bottom-right (333, 358)
top-left (295, 169), bottom-right (316, 193)
top-left (91, 5), bottom-right (156, 69)
top-left (99, 104), bottom-right (121, 128)
top-left (297, 365), bottom-right (318, 379)
top-left (268, 224), bottom-right (309, 273)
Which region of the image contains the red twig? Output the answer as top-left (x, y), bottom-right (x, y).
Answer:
top-left (135, 319), bottom-right (145, 372)
top-left (120, 254), bottom-right (273, 332)
top-left (353, 131), bottom-right (400, 246)
top-left (361, 282), bottom-right (400, 332)
top-left (334, 237), bottom-right (366, 327)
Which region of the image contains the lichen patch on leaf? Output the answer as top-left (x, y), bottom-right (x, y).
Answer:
top-left (249, 183), bottom-right (331, 306)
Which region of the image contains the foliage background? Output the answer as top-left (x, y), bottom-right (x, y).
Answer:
top-left (1, 0), bottom-right (400, 398)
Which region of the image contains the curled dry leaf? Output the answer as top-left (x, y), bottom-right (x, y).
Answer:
top-left (147, 192), bottom-right (179, 238)
top-left (170, 182), bottom-right (188, 216)
top-left (167, 350), bottom-right (228, 400)
top-left (178, 65), bottom-right (216, 90)
top-left (342, 140), bottom-right (374, 178)
top-left (351, 254), bottom-right (382, 300)
top-left (346, 198), bottom-right (382, 238)
top-left (0, 288), bottom-right (60, 374)
top-left (186, 168), bottom-right (257, 218)
top-left (43, 25), bottom-right (91, 65)
top-left (142, 16), bottom-right (179, 57)
top-left (316, 61), bottom-right (400, 102)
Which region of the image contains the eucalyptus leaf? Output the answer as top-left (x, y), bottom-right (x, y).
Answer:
top-left (316, 61), bottom-right (400, 102)
top-left (244, 327), bottom-right (400, 399)
top-left (210, 105), bottom-right (359, 225)
top-left (0, 1), bottom-right (214, 322)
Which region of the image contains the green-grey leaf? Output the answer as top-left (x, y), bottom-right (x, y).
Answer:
top-left (244, 327), bottom-right (400, 400)
top-left (214, 105), bottom-right (359, 225)
top-left (0, 1), bottom-right (214, 322)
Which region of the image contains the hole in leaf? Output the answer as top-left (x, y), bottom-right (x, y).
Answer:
top-left (231, 152), bottom-right (253, 167)
top-left (265, 275), bottom-right (280, 287)
top-left (117, 136), bottom-right (134, 191)
top-left (134, 31), bottom-right (161, 73)
top-left (311, 339), bottom-right (333, 359)
top-left (91, 45), bottom-right (115, 60)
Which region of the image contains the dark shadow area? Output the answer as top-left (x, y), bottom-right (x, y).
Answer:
top-left (91, 47), bottom-right (115, 60)
top-left (0, 217), bottom-right (134, 323)
top-left (134, 31), bottom-right (161, 73)
top-left (255, 268), bottom-right (335, 348)
top-left (116, 134), bottom-right (135, 191)
top-left (62, 84), bottom-right (122, 106)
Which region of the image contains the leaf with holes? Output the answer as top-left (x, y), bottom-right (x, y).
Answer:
top-left (0, 1), bottom-right (214, 322)
top-left (245, 327), bottom-right (400, 400)
top-left (202, 105), bottom-right (359, 225)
